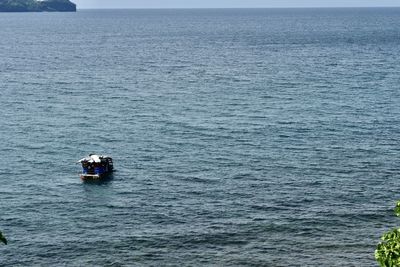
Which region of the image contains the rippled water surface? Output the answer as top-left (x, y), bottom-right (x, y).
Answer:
top-left (1, 8), bottom-right (400, 266)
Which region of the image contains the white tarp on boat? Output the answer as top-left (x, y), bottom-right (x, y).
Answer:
top-left (78, 154), bottom-right (103, 163)
top-left (90, 155), bottom-right (101, 163)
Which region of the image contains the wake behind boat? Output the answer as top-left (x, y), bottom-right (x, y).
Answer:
top-left (78, 154), bottom-right (114, 181)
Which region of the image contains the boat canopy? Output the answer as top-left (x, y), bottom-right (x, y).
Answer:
top-left (78, 154), bottom-right (110, 163)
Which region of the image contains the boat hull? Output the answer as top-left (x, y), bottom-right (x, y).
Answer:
top-left (80, 173), bottom-right (110, 181)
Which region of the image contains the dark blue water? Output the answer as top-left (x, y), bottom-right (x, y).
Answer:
top-left (1, 8), bottom-right (400, 266)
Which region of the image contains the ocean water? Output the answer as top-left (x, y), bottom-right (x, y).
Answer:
top-left (1, 8), bottom-right (400, 266)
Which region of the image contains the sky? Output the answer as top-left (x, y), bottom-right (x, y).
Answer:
top-left (73, 0), bottom-right (400, 9)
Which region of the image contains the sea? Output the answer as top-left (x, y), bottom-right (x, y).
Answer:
top-left (1, 8), bottom-right (400, 266)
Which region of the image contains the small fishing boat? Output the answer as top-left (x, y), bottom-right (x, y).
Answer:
top-left (78, 154), bottom-right (113, 181)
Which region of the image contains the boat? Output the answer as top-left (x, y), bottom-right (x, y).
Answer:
top-left (78, 154), bottom-right (114, 181)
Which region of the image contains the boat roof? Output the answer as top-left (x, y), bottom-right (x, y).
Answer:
top-left (78, 154), bottom-right (111, 163)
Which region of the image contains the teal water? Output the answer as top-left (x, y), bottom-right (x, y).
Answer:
top-left (1, 8), bottom-right (400, 266)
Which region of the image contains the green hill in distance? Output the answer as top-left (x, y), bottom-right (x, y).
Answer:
top-left (0, 0), bottom-right (76, 12)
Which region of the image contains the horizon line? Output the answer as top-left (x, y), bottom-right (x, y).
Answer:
top-left (76, 6), bottom-right (400, 10)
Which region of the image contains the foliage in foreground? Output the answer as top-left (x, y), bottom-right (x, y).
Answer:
top-left (0, 231), bottom-right (7, 245)
top-left (376, 201), bottom-right (400, 267)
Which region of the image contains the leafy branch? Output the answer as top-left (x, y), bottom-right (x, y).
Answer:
top-left (376, 201), bottom-right (400, 267)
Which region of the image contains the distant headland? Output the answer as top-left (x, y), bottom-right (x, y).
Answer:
top-left (0, 0), bottom-right (76, 12)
